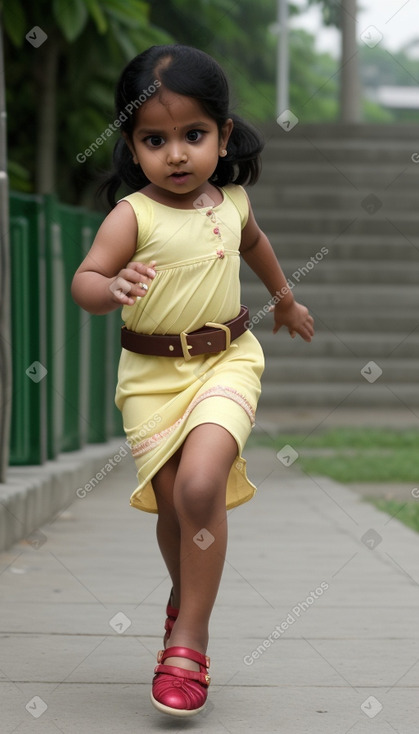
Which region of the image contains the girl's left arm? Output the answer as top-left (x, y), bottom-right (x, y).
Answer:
top-left (240, 199), bottom-right (314, 342)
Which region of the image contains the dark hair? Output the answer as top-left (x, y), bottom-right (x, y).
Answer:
top-left (99, 44), bottom-right (264, 208)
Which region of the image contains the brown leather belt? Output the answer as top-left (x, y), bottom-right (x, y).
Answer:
top-left (121, 305), bottom-right (249, 360)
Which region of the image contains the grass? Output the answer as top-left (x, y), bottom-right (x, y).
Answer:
top-left (247, 427), bottom-right (419, 533)
top-left (369, 499), bottom-right (419, 534)
top-left (247, 428), bottom-right (419, 483)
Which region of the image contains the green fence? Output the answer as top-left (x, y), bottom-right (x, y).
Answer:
top-left (9, 191), bottom-right (123, 466)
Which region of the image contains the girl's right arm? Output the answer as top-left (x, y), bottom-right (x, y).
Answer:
top-left (71, 201), bottom-right (156, 315)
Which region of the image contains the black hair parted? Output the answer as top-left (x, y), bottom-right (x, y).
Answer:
top-left (99, 44), bottom-right (264, 209)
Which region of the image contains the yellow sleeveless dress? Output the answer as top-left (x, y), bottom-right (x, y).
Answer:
top-left (114, 184), bottom-right (265, 513)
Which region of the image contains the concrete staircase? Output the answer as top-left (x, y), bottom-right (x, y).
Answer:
top-left (241, 124), bottom-right (419, 408)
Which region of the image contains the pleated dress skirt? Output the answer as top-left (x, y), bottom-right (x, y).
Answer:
top-left (115, 328), bottom-right (264, 513)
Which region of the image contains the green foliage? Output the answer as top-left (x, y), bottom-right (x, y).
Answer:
top-left (4, 0), bottom-right (171, 202)
top-left (289, 29), bottom-right (338, 121)
top-left (248, 429), bottom-right (419, 483)
top-left (4, 0), bottom-right (398, 203)
top-left (249, 427), bottom-right (419, 449)
top-left (298, 450), bottom-right (419, 483)
top-left (52, 0), bottom-right (89, 42)
top-left (307, 0), bottom-right (341, 28)
top-left (362, 98), bottom-right (394, 123)
top-left (360, 43), bottom-right (419, 87)
top-left (148, 0), bottom-right (278, 122)
top-left (360, 43), bottom-right (419, 122)
top-left (1, 0), bottom-right (26, 47)
top-left (368, 499), bottom-right (419, 534)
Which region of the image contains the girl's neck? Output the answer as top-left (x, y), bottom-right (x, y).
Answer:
top-left (139, 183), bottom-right (224, 210)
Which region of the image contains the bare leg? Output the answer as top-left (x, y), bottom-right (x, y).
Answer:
top-left (164, 423), bottom-right (238, 671)
top-left (153, 449), bottom-right (182, 609)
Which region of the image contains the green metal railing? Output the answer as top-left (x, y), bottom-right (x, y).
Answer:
top-left (9, 191), bottom-right (123, 465)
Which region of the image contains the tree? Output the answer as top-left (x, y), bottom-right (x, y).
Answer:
top-left (3, 0), bottom-right (169, 196)
top-left (308, 0), bottom-right (361, 122)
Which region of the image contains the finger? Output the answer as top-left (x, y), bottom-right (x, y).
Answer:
top-left (118, 268), bottom-right (153, 295)
top-left (110, 282), bottom-right (136, 305)
top-left (273, 322), bottom-right (288, 335)
top-left (130, 279), bottom-right (152, 298)
top-left (128, 261), bottom-right (157, 278)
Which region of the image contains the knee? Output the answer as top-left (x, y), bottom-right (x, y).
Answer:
top-left (174, 471), bottom-right (225, 523)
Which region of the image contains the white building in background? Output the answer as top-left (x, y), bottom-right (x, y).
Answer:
top-left (365, 86), bottom-right (419, 109)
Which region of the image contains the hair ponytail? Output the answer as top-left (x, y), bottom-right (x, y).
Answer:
top-left (211, 114), bottom-right (263, 188)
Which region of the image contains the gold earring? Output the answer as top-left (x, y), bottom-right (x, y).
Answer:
top-left (220, 149), bottom-right (227, 157)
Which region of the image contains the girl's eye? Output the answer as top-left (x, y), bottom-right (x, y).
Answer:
top-left (186, 130), bottom-right (203, 142)
top-left (145, 135), bottom-right (164, 147)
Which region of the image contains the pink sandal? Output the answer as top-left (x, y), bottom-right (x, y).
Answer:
top-left (163, 589), bottom-right (179, 647)
top-left (151, 646), bottom-right (211, 717)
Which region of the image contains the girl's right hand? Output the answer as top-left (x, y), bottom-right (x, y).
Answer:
top-left (109, 260), bottom-right (157, 306)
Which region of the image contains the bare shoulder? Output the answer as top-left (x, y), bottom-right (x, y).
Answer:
top-left (95, 200), bottom-right (138, 249)
top-left (78, 200), bottom-right (138, 277)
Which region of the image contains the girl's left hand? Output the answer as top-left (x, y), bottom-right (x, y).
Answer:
top-left (269, 300), bottom-right (314, 342)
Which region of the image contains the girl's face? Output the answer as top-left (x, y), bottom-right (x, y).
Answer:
top-left (125, 90), bottom-right (233, 204)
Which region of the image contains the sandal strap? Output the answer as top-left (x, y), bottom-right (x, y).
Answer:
top-left (164, 617), bottom-right (176, 633)
top-left (166, 589), bottom-right (179, 620)
top-left (166, 603), bottom-right (178, 620)
top-left (159, 646), bottom-right (210, 668)
top-left (154, 663), bottom-right (210, 687)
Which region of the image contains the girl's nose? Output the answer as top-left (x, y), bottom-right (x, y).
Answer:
top-left (167, 143), bottom-right (187, 164)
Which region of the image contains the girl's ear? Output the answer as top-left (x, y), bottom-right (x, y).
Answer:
top-left (122, 132), bottom-right (138, 165)
top-left (219, 118), bottom-right (233, 156)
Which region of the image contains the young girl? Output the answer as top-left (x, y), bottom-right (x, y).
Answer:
top-left (72, 44), bottom-right (314, 719)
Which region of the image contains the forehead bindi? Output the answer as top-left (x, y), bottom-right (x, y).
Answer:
top-left (136, 91), bottom-right (212, 132)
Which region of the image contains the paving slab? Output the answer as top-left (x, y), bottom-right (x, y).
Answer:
top-left (1, 446), bottom-right (419, 733)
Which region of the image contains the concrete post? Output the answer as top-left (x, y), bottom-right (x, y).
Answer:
top-left (340, 0), bottom-right (361, 122)
top-left (277, 0), bottom-right (289, 116)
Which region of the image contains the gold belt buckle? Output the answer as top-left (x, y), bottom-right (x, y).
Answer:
top-left (180, 330), bottom-right (194, 361)
top-left (204, 321), bottom-right (231, 351)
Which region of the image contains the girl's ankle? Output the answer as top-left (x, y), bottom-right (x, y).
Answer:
top-left (168, 629), bottom-right (209, 655)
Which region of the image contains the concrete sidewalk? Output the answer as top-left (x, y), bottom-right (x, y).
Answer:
top-left (1, 445), bottom-right (419, 733)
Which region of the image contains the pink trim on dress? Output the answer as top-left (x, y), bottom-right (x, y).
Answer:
top-left (131, 385), bottom-right (255, 458)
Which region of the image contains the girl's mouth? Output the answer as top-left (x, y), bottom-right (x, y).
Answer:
top-left (170, 172), bottom-right (190, 184)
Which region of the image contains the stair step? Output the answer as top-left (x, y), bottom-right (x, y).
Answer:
top-left (256, 210), bottom-right (419, 236)
top-left (258, 147), bottom-right (416, 165)
top-left (250, 331), bottom-right (419, 358)
top-left (249, 187), bottom-right (419, 211)
top-left (243, 304), bottom-right (419, 333)
top-left (241, 260), bottom-right (419, 284)
top-left (239, 124), bottom-right (419, 407)
top-left (242, 282), bottom-right (419, 309)
top-left (260, 357), bottom-right (419, 383)
top-left (254, 164), bottom-right (418, 189)
top-left (257, 382), bottom-right (419, 408)
top-left (260, 123), bottom-right (419, 140)
top-left (258, 235), bottom-right (419, 261)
